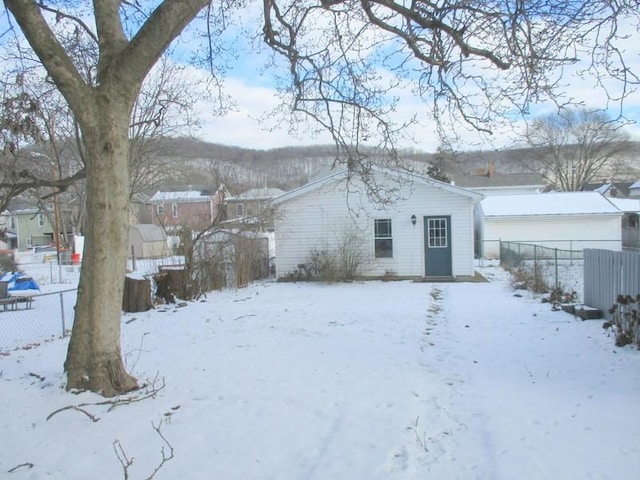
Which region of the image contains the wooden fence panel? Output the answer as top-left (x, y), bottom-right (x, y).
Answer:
top-left (584, 249), bottom-right (640, 319)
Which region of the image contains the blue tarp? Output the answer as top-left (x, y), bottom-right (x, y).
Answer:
top-left (0, 272), bottom-right (40, 291)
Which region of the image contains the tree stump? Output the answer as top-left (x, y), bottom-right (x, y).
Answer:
top-left (122, 276), bottom-right (152, 312)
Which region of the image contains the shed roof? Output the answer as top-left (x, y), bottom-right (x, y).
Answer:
top-left (129, 224), bottom-right (166, 242)
top-left (274, 166), bottom-right (483, 205)
top-left (481, 192), bottom-right (622, 217)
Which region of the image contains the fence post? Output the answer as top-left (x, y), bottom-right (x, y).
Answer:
top-left (555, 248), bottom-right (559, 290)
top-left (59, 291), bottom-right (66, 337)
top-left (533, 245), bottom-right (538, 286)
top-left (131, 245), bottom-right (137, 272)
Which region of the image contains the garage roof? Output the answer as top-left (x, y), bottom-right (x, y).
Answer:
top-left (482, 192), bottom-right (622, 217)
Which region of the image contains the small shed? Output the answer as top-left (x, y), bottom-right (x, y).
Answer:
top-left (273, 167), bottom-right (483, 280)
top-left (128, 224), bottom-right (167, 259)
top-left (479, 192), bottom-right (623, 258)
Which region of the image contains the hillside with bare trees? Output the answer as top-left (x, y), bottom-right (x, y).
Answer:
top-left (145, 137), bottom-right (639, 194)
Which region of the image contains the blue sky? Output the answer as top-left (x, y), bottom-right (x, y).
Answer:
top-left (2, 3), bottom-right (639, 153)
top-left (172, 7), bottom-right (640, 153)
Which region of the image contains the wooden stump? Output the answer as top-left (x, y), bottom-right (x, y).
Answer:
top-left (122, 276), bottom-right (152, 312)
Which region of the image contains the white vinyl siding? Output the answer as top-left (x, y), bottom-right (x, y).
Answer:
top-left (274, 172), bottom-right (478, 278)
top-left (482, 214), bottom-right (622, 258)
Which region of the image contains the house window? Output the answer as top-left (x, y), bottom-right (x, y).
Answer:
top-left (629, 214), bottom-right (639, 228)
top-left (9, 216), bottom-right (16, 229)
top-left (172, 203), bottom-right (178, 218)
top-left (157, 204), bottom-right (164, 216)
top-left (237, 204), bottom-right (244, 216)
top-left (374, 219), bottom-right (393, 258)
top-left (38, 213), bottom-right (44, 228)
top-left (428, 218), bottom-right (448, 248)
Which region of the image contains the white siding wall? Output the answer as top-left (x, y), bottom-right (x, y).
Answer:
top-left (482, 214), bottom-right (623, 258)
top-left (275, 175), bottom-right (477, 278)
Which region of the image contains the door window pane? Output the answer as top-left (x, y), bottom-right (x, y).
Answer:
top-left (428, 218), bottom-right (448, 248)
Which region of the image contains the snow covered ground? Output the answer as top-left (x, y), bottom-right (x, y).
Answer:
top-left (1, 262), bottom-right (639, 479)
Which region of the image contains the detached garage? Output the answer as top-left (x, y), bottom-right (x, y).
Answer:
top-left (274, 167), bottom-right (483, 280)
top-left (479, 192), bottom-right (623, 258)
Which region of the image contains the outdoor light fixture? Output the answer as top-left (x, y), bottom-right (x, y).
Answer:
top-left (411, 214), bottom-right (417, 226)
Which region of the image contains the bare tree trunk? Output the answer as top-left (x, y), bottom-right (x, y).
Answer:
top-left (64, 100), bottom-right (137, 396)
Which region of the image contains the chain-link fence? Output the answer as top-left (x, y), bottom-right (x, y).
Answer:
top-left (499, 241), bottom-right (584, 295)
top-left (0, 288), bottom-right (77, 353)
top-left (15, 261), bottom-right (81, 286)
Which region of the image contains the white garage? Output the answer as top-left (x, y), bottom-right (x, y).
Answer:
top-left (479, 192), bottom-right (623, 258)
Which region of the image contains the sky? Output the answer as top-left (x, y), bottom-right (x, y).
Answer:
top-left (175, 5), bottom-right (640, 153)
top-left (2, 256), bottom-right (639, 479)
top-left (1, 3), bottom-right (639, 154)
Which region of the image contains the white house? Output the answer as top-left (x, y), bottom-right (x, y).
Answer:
top-left (479, 192), bottom-right (623, 258)
top-left (273, 167), bottom-right (483, 280)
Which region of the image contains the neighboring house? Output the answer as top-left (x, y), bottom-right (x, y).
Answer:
top-left (454, 172), bottom-right (546, 196)
top-left (224, 187), bottom-right (285, 231)
top-left (128, 224), bottom-right (168, 259)
top-left (0, 199), bottom-right (58, 251)
top-left (608, 198), bottom-right (640, 250)
top-left (273, 167), bottom-right (483, 280)
top-left (451, 160), bottom-right (546, 196)
top-left (479, 192), bottom-right (623, 258)
top-left (581, 180), bottom-right (635, 198)
top-left (629, 180), bottom-right (640, 197)
top-left (149, 186), bottom-right (225, 232)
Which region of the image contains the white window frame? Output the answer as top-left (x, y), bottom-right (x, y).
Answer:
top-left (374, 218), bottom-right (393, 258)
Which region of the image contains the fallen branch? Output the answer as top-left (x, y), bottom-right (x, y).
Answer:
top-left (7, 462), bottom-right (34, 473)
top-left (46, 405), bottom-right (100, 422)
top-left (46, 376), bottom-right (166, 422)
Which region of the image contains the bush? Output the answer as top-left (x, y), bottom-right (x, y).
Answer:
top-left (508, 263), bottom-right (549, 293)
top-left (0, 251), bottom-right (18, 274)
top-left (288, 249), bottom-right (339, 281)
top-left (608, 294), bottom-right (640, 348)
top-left (286, 226), bottom-right (368, 282)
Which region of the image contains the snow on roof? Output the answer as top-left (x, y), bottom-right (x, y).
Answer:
top-left (275, 166), bottom-right (483, 204)
top-left (608, 197), bottom-right (640, 213)
top-left (630, 180), bottom-right (640, 190)
top-left (481, 191), bottom-right (622, 217)
top-left (150, 190), bottom-right (211, 202)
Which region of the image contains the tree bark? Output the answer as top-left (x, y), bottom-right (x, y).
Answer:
top-left (4, 0), bottom-right (211, 397)
top-left (64, 95), bottom-right (138, 396)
